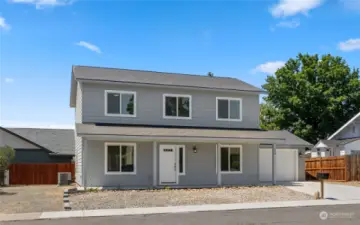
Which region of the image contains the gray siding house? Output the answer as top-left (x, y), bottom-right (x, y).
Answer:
top-left (312, 112), bottom-right (360, 158)
top-left (0, 127), bottom-right (74, 163)
top-left (70, 66), bottom-right (312, 188)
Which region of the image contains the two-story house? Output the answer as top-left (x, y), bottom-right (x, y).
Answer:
top-left (70, 65), bottom-right (311, 188)
top-left (312, 112), bottom-right (360, 158)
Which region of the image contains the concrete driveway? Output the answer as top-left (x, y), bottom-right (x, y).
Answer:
top-left (283, 181), bottom-right (360, 200)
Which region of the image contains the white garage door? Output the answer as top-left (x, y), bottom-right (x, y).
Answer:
top-left (259, 148), bottom-right (298, 182)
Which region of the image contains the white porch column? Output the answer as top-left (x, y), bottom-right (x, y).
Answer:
top-left (272, 144), bottom-right (276, 185)
top-left (153, 141), bottom-right (157, 187)
top-left (217, 143), bottom-right (221, 186)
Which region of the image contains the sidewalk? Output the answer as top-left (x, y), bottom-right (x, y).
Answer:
top-left (1, 199), bottom-right (360, 222)
top-left (283, 181), bottom-right (360, 200)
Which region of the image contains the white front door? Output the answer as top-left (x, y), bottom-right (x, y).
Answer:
top-left (159, 145), bottom-right (178, 184)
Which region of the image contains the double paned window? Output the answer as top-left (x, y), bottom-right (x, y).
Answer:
top-left (105, 91), bottom-right (136, 117)
top-left (105, 143), bottom-right (136, 174)
top-left (216, 97), bottom-right (242, 121)
top-left (163, 94), bottom-right (191, 119)
top-left (220, 145), bottom-right (242, 173)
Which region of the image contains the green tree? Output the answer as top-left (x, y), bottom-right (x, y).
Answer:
top-left (261, 53), bottom-right (360, 144)
top-left (207, 72), bottom-right (214, 77)
top-left (0, 146), bottom-right (15, 186)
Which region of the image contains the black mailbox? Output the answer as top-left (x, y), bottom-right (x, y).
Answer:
top-left (317, 172), bottom-right (329, 180)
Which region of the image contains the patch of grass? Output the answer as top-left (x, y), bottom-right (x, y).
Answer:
top-left (86, 188), bottom-right (100, 192)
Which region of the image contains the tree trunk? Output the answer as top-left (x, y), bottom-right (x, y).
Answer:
top-left (0, 170), bottom-right (5, 186)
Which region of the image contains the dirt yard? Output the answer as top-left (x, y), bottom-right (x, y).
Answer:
top-left (70, 186), bottom-right (312, 210)
top-left (0, 185), bottom-right (71, 214)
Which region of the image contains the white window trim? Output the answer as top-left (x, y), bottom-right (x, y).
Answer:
top-left (104, 142), bottom-right (137, 175)
top-left (163, 94), bottom-right (192, 120)
top-left (216, 97), bottom-right (242, 122)
top-left (104, 90), bottom-right (137, 117)
top-left (177, 145), bottom-right (186, 176)
top-left (219, 144), bottom-right (243, 174)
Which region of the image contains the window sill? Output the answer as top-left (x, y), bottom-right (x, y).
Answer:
top-left (163, 116), bottom-right (192, 120)
top-left (220, 171), bottom-right (243, 174)
top-left (105, 172), bottom-right (137, 175)
top-left (216, 118), bottom-right (242, 122)
top-left (105, 113), bottom-right (136, 117)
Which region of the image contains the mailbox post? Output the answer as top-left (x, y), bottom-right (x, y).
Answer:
top-left (317, 172), bottom-right (329, 199)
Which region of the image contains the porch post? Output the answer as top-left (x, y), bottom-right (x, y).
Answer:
top-left (153, 141), bottom-right (157, 187)
top-left (272, 144), bottom-right (276, 185)
top-left (217, 143), bottom-right (221, 186)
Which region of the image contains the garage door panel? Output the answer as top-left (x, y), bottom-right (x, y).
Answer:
top-left (259, 148), bottom-right (297, 182)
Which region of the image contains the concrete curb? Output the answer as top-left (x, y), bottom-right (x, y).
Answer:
top-left (1, 199), bottom-right (360, 222)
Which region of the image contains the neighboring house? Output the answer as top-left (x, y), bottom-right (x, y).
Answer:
top-left (0, 127), bottom-right (75, 163)
top-left (311, 112), bottom-right (360, 158)
top-left (70, 65), bottom-right (312, 188)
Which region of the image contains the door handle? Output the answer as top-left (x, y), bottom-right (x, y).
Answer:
top-left (174, 163), bottom-right (176, 171)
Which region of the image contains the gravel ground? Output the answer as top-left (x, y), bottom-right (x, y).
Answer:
top-left (0, 185), bottom-right (72, 214)
top-left (70, 186), bottom-right (312, 210)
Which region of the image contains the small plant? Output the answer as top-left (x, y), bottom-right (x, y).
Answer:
top-left (0, 146), bottom-right (15, 186)
top-left (164, 186), bottom-right (172, 190)
top-left (87, 187), bottom-right (99, 192)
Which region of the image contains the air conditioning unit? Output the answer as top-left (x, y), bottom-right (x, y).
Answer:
top-left (58, 172), bottom-right (71, 185)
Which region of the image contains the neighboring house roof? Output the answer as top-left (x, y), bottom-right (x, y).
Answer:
top-left (314, 138), bottom-right (360, 149)
top-left (70, 65), bottom-right (265, 107)
top-left (76, 123), bottom-right (312, 146)
top-left (328, 112), bottom-right (360, 140)
top-left (1, 127), bottom-right (75, 156)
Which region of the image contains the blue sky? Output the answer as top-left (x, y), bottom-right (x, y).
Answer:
top-left (1, 0), bottom-right (360, 128)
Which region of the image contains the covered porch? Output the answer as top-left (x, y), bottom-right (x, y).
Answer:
top-left (76, 124), bottom-right (285, 188)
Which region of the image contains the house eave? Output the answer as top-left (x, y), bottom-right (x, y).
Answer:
top-left (76, 123), bottom-right (285, 145)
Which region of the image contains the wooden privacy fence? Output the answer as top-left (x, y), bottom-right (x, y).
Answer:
top-left (8, 163), bottom-right (75, 185)
top-left (305, 155), bottom-right (360, 181)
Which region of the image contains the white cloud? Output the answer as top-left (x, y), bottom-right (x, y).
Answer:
top-left (76, 41), bottom-right (102, 54)
top-left (252, 61), bottom-right (286, 74)
top-left (338, 39), bottom-right (360, 52)
top-left (0, 120), bottom-right (74, 129)
top-left (0, 16), bottom-right (11, 30)
top-left (270, 0), bottom-right (324, 17)
top-left (4, 78), bottom-right (14, 83)
top-left (9, 0), bottom-right (73, 9)
top-left (276, 19), bottom-right (300, 28)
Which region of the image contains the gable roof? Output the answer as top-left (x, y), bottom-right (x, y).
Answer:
top-left (328, 112), bottom-right (360, 140)
top-left (70, 65), bottom-right (265, 107)
top-left (314, 138), bottom-right (360, 149)
top-left (1, 127), bottom-right (75, 155)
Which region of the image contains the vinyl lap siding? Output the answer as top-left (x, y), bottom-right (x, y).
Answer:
top-left (75, 135), bottom-right (83, 186)
top-left (75, 82), bottom-right (83, 123)
top-left (82, 83), bottom-right (260, 129)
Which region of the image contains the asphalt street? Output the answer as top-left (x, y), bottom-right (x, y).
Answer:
top-left (2, 204), bottom-right (360, 225)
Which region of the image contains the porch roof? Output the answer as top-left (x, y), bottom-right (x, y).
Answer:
top-left (76, 124), bottom-right (286, 144)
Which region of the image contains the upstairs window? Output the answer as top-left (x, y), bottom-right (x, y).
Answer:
top-left (163, 94), bottom-right (192, 119)
top-left (105, 90), bottom-right (136, 117)
top-left (216, 97), bottom-right (242, 121)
